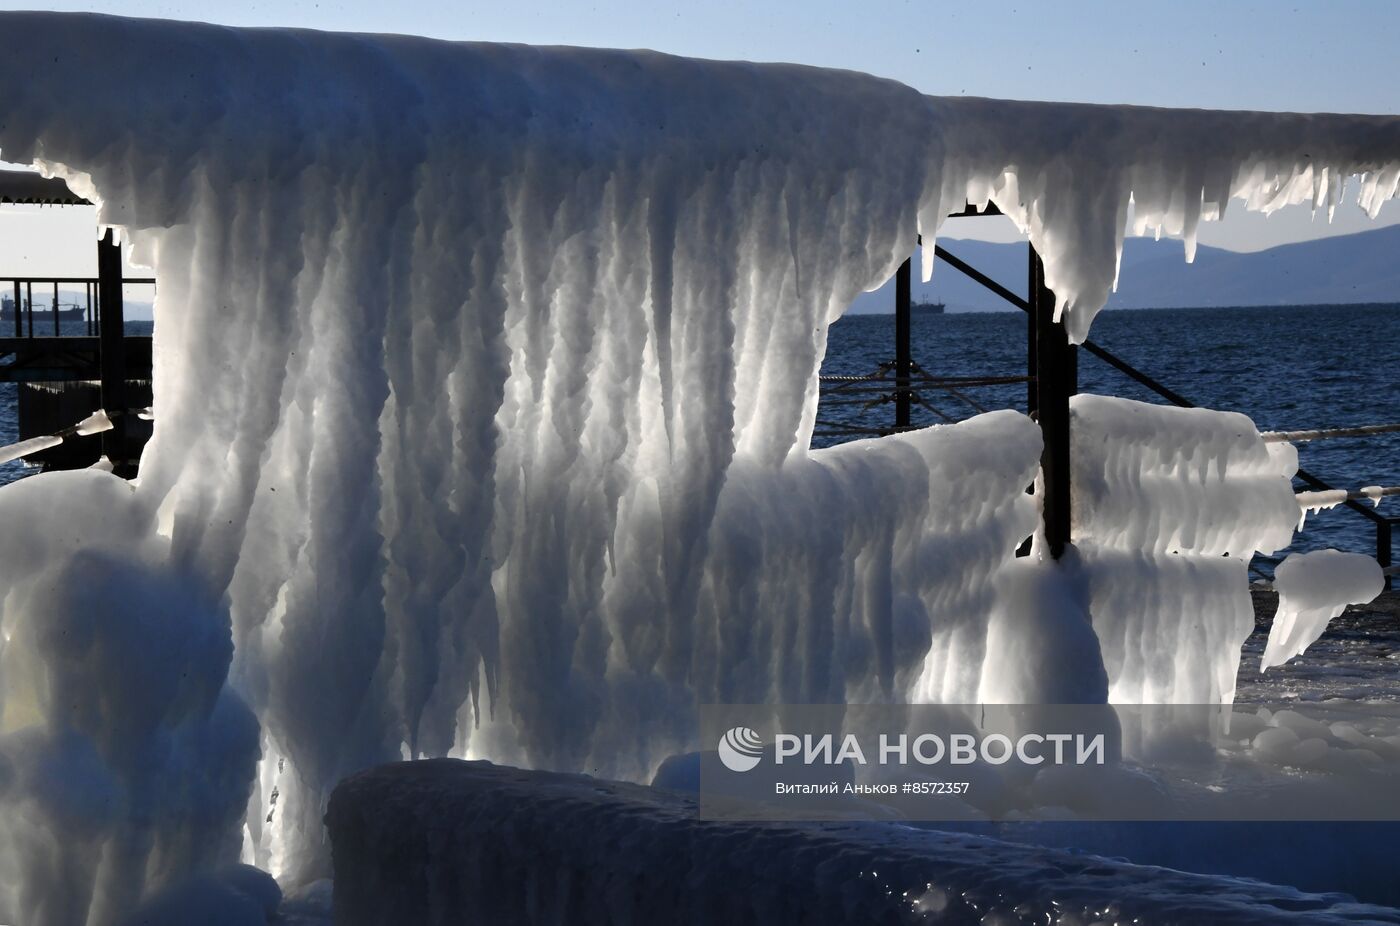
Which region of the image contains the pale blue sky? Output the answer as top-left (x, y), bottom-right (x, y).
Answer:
top-left (11, 0), bottom-right (1395, 113)
top-left (4, 0), bottom-right (1400, 281)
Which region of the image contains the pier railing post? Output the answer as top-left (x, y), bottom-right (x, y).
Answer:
top-left (894, 256), bottom-right (912, 430)
top-left (1026, 244), bottom-right (1038, 417)
top-left (97, 229), bottom-right (131, 476)
top-left (1031, 245), bottom-right (1075, 559)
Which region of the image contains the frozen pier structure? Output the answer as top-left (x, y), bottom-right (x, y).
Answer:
top-left (1, 12), bottom-right (1399, 924)
top-left (1, 170), bottom-right (153, 475)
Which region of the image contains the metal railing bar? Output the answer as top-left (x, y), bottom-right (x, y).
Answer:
top-left (0, 276), bottom-right (156, 285)
top-left (1263, 423), bottom-right (1400, 443)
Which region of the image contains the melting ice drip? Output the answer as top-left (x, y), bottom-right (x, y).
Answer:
top-left (0, 12), bottom-right (1397, 923)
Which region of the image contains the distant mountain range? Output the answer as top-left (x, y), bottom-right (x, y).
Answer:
top-left (847, 223), bottom-right (1400, 313)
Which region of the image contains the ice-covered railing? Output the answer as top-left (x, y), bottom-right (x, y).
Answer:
top-left (1, 11), bottom-right (1399, 922)
top-left (0, 409), bottom-right (113, 464)
top-left (926, 96), bottom-right (1400, 340)
top-left (1070, 396), bottom-right (1301, 703)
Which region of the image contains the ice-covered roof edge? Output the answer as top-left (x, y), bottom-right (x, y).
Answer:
top-left (922, 96), bottom-right (1400, 341)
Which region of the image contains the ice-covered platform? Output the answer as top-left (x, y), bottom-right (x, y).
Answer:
top-left (2, 12), bottom-right (1400, 922)
top-left (325, 759), bottom-right (1400, 925)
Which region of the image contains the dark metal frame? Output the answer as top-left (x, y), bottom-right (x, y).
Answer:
top-left (97, 231), bottom-right (132, 476)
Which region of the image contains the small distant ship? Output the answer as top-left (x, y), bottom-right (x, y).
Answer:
top-left (912, 300), bottom-right (945, 314)
top-left (0, 294), bottom-right (86, 321)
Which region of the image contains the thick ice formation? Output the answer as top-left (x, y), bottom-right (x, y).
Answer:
top-left (1070, 395), bottom-right (1301, 703)
top-left (1261, 550), bottom-right (1385, 671)
top-left (0, 11), bottom-right (1397, 920)
top-left (74, 409), bottom-right (113, 437)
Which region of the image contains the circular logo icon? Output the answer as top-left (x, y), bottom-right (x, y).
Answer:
top-left (717, 726), bottom-right (764, 772)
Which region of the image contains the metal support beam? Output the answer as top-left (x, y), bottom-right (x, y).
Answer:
top-left (1264, 422), bottom-right (1400, 443)
top-left (1031, 247), bottom-right (1075, 559)
top-left (97, 229), bottom-right (131, 476)
top-left (894, 256), bottom-right (912, 429)
top-left (933, 244), bottom-right (1030, 312)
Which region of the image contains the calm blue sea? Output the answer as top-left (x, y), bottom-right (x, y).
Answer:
top-left (817, 303), bottom-right (1400, 569)
top-left (1, 306), bottom-right (1393, 568)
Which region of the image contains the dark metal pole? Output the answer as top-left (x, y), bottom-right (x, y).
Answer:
top-left (1026, 244), bottom-right (1037, 417)
top-left (1032, 246), bottom-right (1075, 559)
top-left (97, 229), bottom-right (130, 475)
top-left (52, 281), bottom-right (59, 336)
top-left (10, 281), bottom-right (18, 337)
top-left (895, 257), bottom-right (912, 429)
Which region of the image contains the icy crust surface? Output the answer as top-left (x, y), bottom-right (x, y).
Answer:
top-left (1261, 550), bottom-right (1385, 671)
top-left (1070, 395), bottom-right (1301, 703)
top-left (0, 10), bottom-right (1396, 919)
top-left (326, 759), bottom-right (1400, 926)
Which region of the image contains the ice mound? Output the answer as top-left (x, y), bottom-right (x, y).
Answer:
top-left (1262, 550), bottom-right (1385, 670)
top-left (0, 472), bottom-right (259, 926)
top-left (326, 759), bottom-right (1400, 925)
top-left (0, 10), bottom-right (1397, 918)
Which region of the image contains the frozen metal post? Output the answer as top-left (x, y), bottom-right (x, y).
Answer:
top-left (1031, 246), bottom-right (1075, 559)
top-left (97, 229), bottom-right (130, 475)
top-left (894, 256), bottom-right (912, 429)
